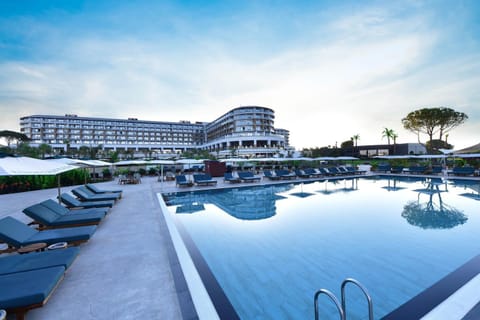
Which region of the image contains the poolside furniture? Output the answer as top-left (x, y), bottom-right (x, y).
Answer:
top-left (449, 166), bottom-right (475, 176)
top-left (345, 166), bottom-right (366, 175)
top-left (295, 169), bottom-right (311, 178)
top-left (377, 164), bottom-right (391, 173)
top-left (23, 203), bottom-right (106, 229)
top-left (224, 172), bottom-right (241, 183)
top-left (317, 167), bottom-right (334, 176)
top-left (71, 186), bottom-right (120, 202)
top-left (0, 216), bottom-right (97, 253)
top-left (408, 166), bottom-right (427, 174)
top-left (304, 168), bottom-right (322, 177)
top-left (0, 266), bottom-right (65, 320)
top-left (193, 174), bottom-right (217, 186)
top-left (60, 193), bottom-right (114, 209)
top-left (336, 167), bottom-right (350, 175)
top-left (391, 166), bottom-right (404, 174)
top-left (327, 167), bottom-right (346, 176)
top-left (274, 169), bottom-right (296, 179)
top-left (263, 170), bottom-right (281, 180)
top-left (40, 199), bottom-right (109, 216)
top-left (238, 171), bottom-right (262, 182)
top-left (85, 184), bottom-right (123, 197)
top-left (175, 175), bottom-right (193, 187)
top-left (0, 247), bottom-right (80, 276)
top-left (430, 166), bottom-right (443, 175)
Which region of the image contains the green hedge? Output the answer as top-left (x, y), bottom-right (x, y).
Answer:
top-left (0, 169), bottom-right (88, 194)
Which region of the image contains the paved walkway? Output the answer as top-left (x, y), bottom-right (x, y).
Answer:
top-left (1, 177), bottom-right (190, 320)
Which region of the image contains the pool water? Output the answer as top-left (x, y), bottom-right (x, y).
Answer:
top-left (163, 177), bottom-right (480, 319)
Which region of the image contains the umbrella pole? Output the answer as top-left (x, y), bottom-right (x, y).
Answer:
top-left (57, 174), bottom-right (62, 204)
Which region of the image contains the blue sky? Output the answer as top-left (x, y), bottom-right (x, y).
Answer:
top-left (0, 0), bottom-right (479, 150)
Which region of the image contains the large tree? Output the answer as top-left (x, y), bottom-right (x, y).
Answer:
top-left (401, 107), bottom-right (468, 151)
top-left (0, 130), bottom-right (30, 146)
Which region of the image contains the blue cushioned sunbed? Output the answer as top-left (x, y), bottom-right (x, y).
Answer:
top-left (40, 199), bottom-right (109, 216)
top-left (71, 186), bottom-right (120, 201)
top-left (0, 266), bottom-right (65, 319)
top-left (0, 247), bottom-right (80, 276)
top-left (23, 203), bottom-right (105, 228)
top-left (193, 174), bottom-right (217, 186)
top-left (85, 184), bottom-right (123, 196)
top-left (60, 193), bottom-right (114, 208)
top-left (0, 216), bottom-right (97, 250)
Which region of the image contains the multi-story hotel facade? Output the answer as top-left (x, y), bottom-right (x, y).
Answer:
top-left (19, 106), bottom-right (290, 158)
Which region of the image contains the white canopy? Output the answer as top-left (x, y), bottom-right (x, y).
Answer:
top-left (148, 160), bottom-right (175, 165)
top-left (49, 158), bottom-right (112, 167)
top-left (175, 159), bottom-right (205, 164)
top-left (0, 156), bottom-right (78, 176)
top-left (114, 160), bottom-right (148, 166)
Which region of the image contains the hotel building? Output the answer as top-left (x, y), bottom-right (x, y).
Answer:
top-left (19, 106), bottom-right (290, 158)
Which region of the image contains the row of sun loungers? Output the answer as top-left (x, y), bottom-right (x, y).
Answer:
top-left (0, 184), bottom-right (123, 319)
top-left (376, 164), bottom-right (477, 176)
top-left (263, 167), bottom-right (364, 181)
top-left (175, 167), bottom-right (366, 187)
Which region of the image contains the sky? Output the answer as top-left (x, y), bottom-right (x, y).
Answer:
top-left (0, 0), bottom-right (479, 150)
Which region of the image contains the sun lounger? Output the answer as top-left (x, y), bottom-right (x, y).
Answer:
top-left (0, 266), bottom-right (65, 320)
top-left (377, 164), bottom-right (391, 173)
top-left (430, 166), bottom-right (443, 175)
top-left (175, 175), bottom-right (193, 187)
top-left (85, 184), bottom-right (123, 197)
top-left (336, 167), bottom-right (350, 175)
top-left (40, 199), bottom-right (109, 216)
top-left (317, 168), bottom-right (334, 176)
top-left (295, 169), bottom-right (311, 178)
top-left (193, 174), bottom-right (217, 186)
top-left (0, 216), bottom-right (96, 252)
top-left (23, 203), bottom-right (105, 229)
top-left (0, 247), bottom-right (80, 276)
top-left (326, 167), bottom-right (344, 176)
top-left (274, 169), bottom-right (296, 179)
top-left (263, 170), bottom-right (281, 180)
top-left (345, 166), bottom-right (365, 175)
top-left (408, 166), bottom-right (427, 174)
top-left (238, 171), bottom-right (261, 182)
top-left (449, 166), bottom-right (475, 176)
top-left (304, 168), bottom-right (323, 177)
top-left (224, 172), bottom-right (241, 183)
top-left (391, 166), bottom-right (404, 174)
top-left (72, 186), bottom-right (120, 202)
top-left (60, 193), bottom-right (114, 209)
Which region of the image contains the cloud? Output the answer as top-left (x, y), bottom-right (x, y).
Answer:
top-left (0, 1), bottom-right (479, 151)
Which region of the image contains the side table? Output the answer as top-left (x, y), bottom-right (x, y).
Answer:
top-left (17, 242), bottom-right (47, 254)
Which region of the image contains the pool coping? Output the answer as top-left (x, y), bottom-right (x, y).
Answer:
top-left (158, 192), bottom-right (240, 319)
top-left (382, 254), bottom-right (480, 320)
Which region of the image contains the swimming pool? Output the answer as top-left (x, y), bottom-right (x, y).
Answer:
top-left (162, 177), bottom-right (480, 319)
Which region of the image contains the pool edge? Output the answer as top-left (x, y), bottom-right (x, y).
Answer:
top-left (157, 193), bottom-right (220, 320)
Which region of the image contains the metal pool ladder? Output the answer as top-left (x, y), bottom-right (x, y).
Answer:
top-left (314, 278), bottom-right (374, 320)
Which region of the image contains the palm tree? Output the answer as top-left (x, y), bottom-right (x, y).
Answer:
top-left (38, 143), bottom-right (53, 159)
top-left (351, 134), bottom-right (360, 147)
top-left (382, 128), bottom-right (396, 145)
top-left (392, 132), bottom-right (399, 154)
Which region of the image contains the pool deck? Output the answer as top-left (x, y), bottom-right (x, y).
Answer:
top-left (1, 172), bottom-right (480, 319)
